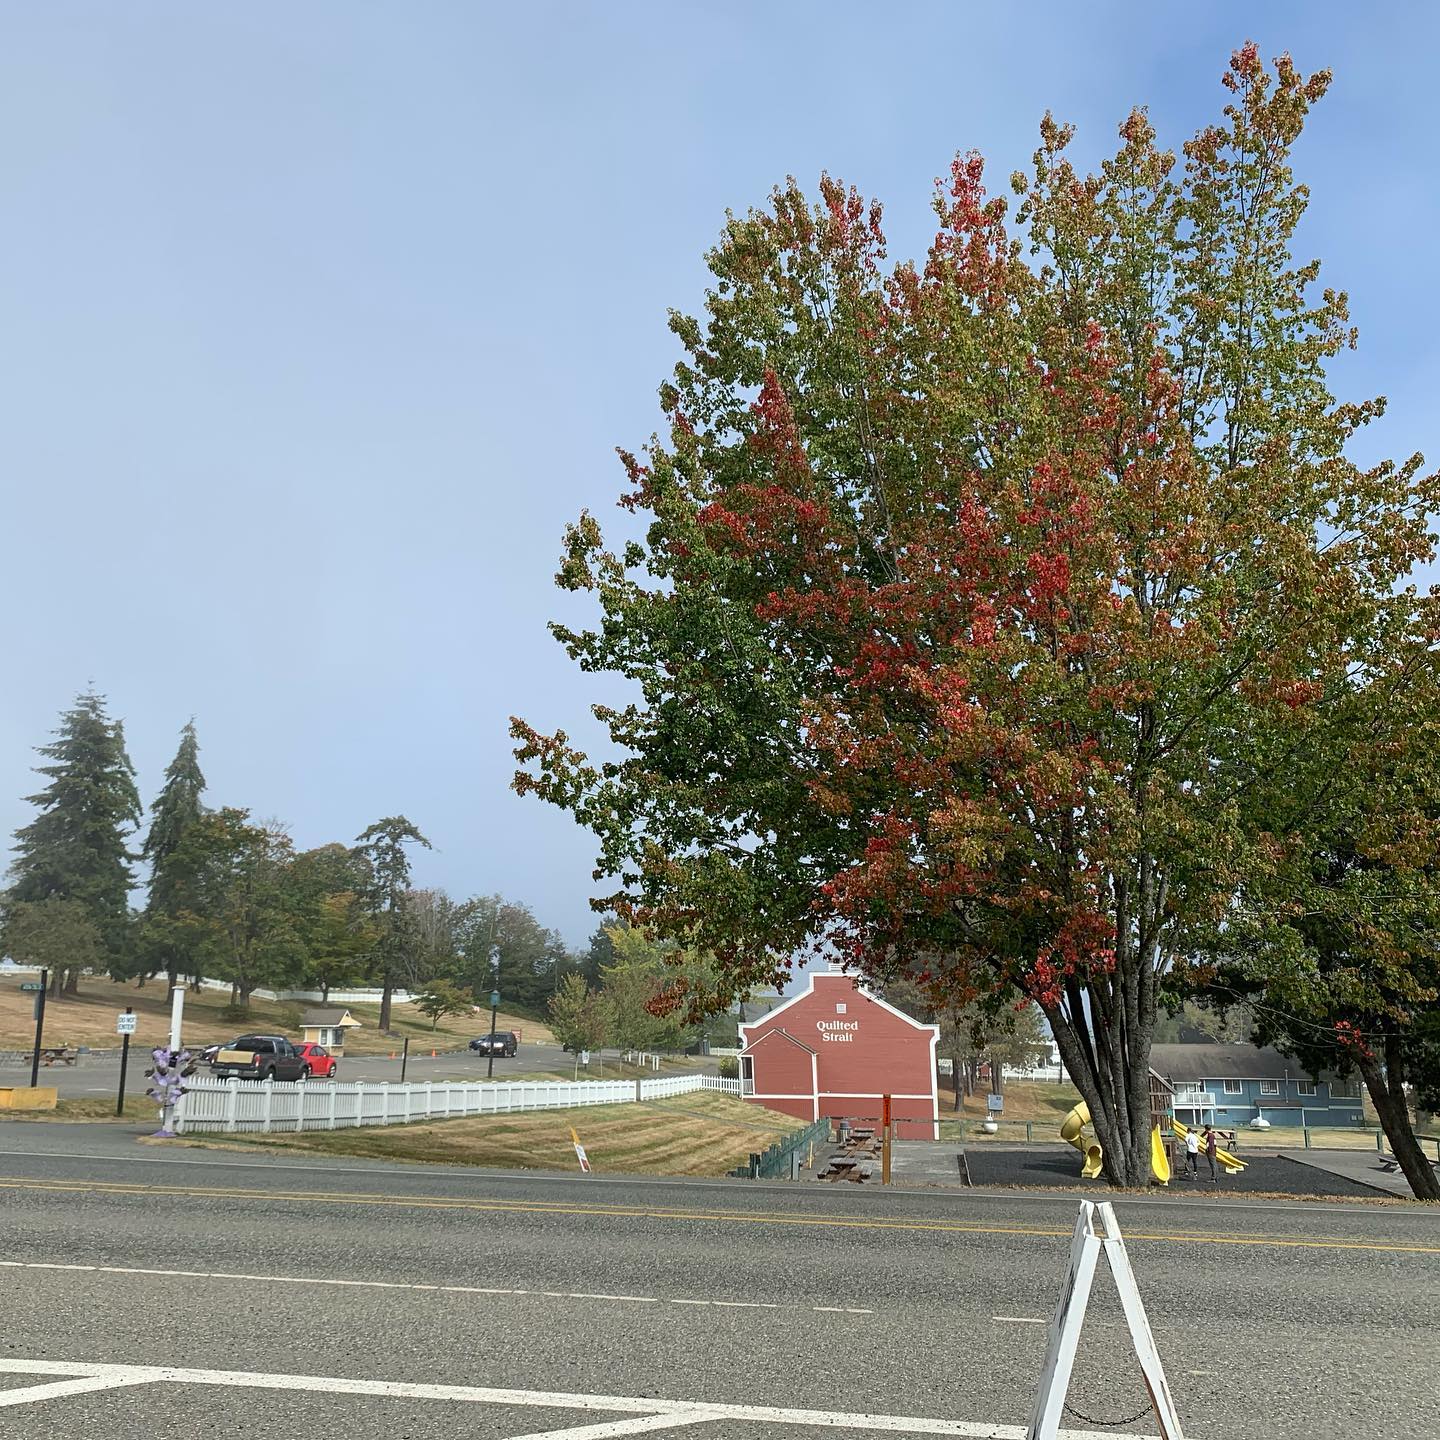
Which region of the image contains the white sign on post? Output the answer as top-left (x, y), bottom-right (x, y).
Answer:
top-left (1026, 1200), bottom-right (1185, 1440)
top-left (570, 1127), bottom-right (591, 1174)
top-left (116, 1012), bottom-right (138, 1036)
top-left (986, 1092), bottom-right (1004, 1113)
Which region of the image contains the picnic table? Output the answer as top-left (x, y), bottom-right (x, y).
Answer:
top-left (20, 1047), bottom-right (78, 1067)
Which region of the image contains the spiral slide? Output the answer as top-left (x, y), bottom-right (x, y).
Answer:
top-left (1059, 1102), bottom-right (1106, 1178)
top-left (1060, 1102), bottom-right (1175, 1183)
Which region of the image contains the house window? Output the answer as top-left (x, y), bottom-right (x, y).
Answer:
top-left (1259, 1079), bottom-right (1280, 1096)
top-left (740, 1056), bottom-right (755, 1096)
top-left (1297, 1080), bottom-right (1316, 1097)
top-left (1331, 1079), bottom-right (1361, 1100)
top-left (835, 1003), bottom-right (847, 1014)
top-left (1222, 1079), bottom-right (1243, 1096)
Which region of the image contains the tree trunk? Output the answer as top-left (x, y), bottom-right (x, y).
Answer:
top-left (63, 966), bottom-right (79, 996)
top-left (47, 968), bottom-right (61, 999)
top-left (321, 980), bottom-right (331, 1003)
top-left (1358, 1042), bottom-right (1440, 1202)
top-left (378, 972), bottom-right (394, 1033)
top-left (990, 1052), bottom-right (1004, 1096)
top-left (950, 1053), bottom-right (964, 1111)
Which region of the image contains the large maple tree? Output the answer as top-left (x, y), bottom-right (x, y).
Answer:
top-left (515, 46), bottom-right (1439, 1185)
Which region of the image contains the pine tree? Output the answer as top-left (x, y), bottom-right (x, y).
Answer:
top-left (354, 816), bottom-right (431, 1031)
top-left (140, 720), bottom-right (207, 987)
top-left (7, 690), bottom-right (141, 991)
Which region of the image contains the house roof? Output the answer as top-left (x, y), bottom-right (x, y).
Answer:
top-left (740, 1027), bottom-right (816, 1057)
top-left (300, 1007), bottom-right (362, 1028)
top-left (1150, 1043), bottom-right (1317, 1084)
top-left (738, 996), bottom-right (786, 1024)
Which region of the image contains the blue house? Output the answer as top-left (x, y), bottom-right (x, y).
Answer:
top-left (1150, 1043), bottom-right (1365, 1129)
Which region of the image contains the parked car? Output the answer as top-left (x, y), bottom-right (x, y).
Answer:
top-left (295, 1042), bottom-right (339, 1079)
top-left (208, 1035), bottom-right (309, 1081)
top-left (470, 1031), bottom-right (518, 1057)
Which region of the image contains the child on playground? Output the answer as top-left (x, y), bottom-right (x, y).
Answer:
top-left (1184, 1125), bottom-right (1200, 1179)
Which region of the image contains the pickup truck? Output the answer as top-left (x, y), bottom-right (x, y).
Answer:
top-left (209, 1034), bottom-right (310, 1081)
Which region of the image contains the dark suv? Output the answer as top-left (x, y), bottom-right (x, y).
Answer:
top-left (470, 1031), bottom-right (518, 1057)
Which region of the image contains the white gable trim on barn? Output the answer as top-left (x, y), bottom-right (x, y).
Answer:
top-left (739, 971), bottom-right (940, 1136)
top-left (738, 969), bottom-right (940, 1046)
top-left (738, 1027), bottom-right (820, 1120)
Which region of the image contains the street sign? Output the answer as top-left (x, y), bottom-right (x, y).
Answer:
top-left (116, 1012), bottom-right (138, 1036)
top-left (20, 982), bottom-right (44, 993)
top-left (987, 1092), bottom-right (1004, 1113)
top-left (579, 1050), bottom-right (590, 1066)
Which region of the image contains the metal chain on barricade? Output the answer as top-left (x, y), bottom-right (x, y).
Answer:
top-left (1062, 1397), bottom-right (1157, 1429)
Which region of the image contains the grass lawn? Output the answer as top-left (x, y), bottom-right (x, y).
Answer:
top-left (169, 1091), bottom-right (805, 1177)
top-left (0, 1098), bottom-right (135, 1123)
top-left (0, 975), bottom-right (552, 1054)
top-left (933, 1080), bottom-right (1083, 1143)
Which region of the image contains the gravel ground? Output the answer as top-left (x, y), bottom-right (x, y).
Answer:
top-left (964, 1143), bottom-right (1384, 1197)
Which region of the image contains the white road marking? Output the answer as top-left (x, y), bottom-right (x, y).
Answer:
top-left (505, 1415), bottom-right (721, 1439)
top-left (0, 1359), bottom-right (1156, 1438)
top-left (0, 1375), bottom-right (153, 1407)
top-left (991, 1317), bottom-right (1047, 1325)
top-left (0, 1260), bottom-right (870, 1316)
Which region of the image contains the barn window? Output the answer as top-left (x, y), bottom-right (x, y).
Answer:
top-left (1297, 1080), bottom-right (1316, 1097)
top-left (740, 1056), bottom-right (755, 1096)
top-left (835, 1003), bottom-right (847, 1014)
top-left (1259, 1079), bottom-right (1280, 1096)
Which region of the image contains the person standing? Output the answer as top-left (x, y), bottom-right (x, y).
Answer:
top-left (1203, 1125), bottom-right (1219, 1182)
top-left (1184, 1125), bottom-right (1200, 1179)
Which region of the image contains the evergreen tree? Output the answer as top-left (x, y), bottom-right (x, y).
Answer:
top-left (7, 690), bottom-right (141, 991)
top-left (139, 720), bottom-right (207, 987)
top-left (354, 816), bottom-right (431, 1031)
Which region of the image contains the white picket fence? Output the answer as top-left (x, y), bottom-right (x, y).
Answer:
top-left (176, 1072), bottom-right (743, 1134)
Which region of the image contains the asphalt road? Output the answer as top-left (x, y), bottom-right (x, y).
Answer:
top-left (2, 1121), bottom-right (1437, 1439)
top-left (0, 1042), bottom-right (615, 1098)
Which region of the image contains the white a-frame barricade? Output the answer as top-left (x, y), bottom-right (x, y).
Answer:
top-left (1027, 1201), bottom-right (1185, 1440)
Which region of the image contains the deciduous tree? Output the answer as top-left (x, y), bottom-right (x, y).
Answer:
top-left (413, 978), bottom-right (474, 1031)
top-left (515, 47), bottom-right (1440, 1184)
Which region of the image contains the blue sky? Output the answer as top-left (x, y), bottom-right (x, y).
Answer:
top-left (2, 3), bottom-right (1436, 946)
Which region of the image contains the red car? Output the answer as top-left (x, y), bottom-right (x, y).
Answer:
top-left (295, 1043), bottom-right (339, 1079)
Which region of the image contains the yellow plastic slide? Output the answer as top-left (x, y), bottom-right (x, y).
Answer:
top-left (1059, 1102), bottom-right (1106, 1178)
top-left (1060, 1102), bottom-right (1175, 1183)
top-left (1170, 1117), bottom-right (1246, 1174)
top-left (1150, 1123), bottom-right (1170, 1184)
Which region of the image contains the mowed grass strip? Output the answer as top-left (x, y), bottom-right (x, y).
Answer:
top-left (173, 1091), bottom-right (806, 1177)
top-left (0, 976), bottom-right (552, 1055)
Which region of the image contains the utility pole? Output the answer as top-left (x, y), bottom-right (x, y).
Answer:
top-left (486, 943), bottom-right (501, 1079)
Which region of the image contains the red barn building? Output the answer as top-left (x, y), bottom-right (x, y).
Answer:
top-left (738, 970), bottom-right (939, 1139)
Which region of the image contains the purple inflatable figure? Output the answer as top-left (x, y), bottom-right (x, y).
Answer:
top-left (145, 1046), bottom-right (195, 1137)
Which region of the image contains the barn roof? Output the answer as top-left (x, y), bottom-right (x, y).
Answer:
top-left (740, 1026), bottom-right (816, 1057)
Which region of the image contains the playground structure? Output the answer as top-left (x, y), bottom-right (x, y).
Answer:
top-left (1059, 1080), bottom-right (1247, 1183)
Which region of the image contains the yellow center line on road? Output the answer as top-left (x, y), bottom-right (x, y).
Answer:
top-left (5, 1177), bottom-right (1438, 1254)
